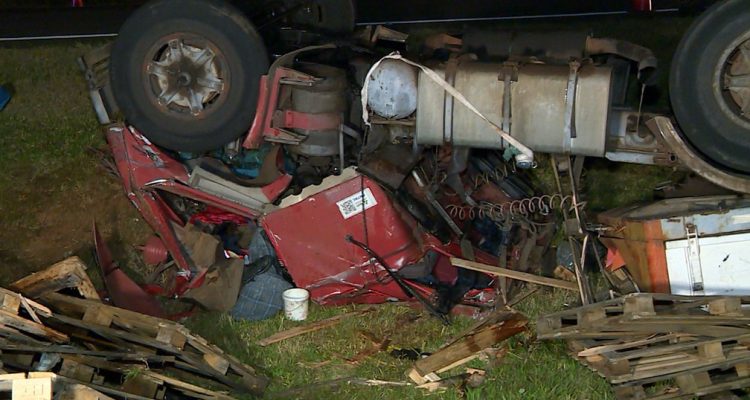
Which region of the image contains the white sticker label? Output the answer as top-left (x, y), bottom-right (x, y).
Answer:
top-left (336, 188), bottom-right (377, 219)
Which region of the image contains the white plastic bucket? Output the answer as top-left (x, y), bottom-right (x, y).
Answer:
top-left (282, 288), bottom-right (310, 321)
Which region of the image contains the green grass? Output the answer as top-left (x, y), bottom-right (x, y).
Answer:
top-left (0, 15), bottom-right (694, 399)
top-left (0, 40), bottom-right (153, 283)
top-left (184, 289), bottom-right (613, 400)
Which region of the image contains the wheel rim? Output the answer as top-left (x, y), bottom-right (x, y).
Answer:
top-left (143, 34), bottom-right (229, 118)
top-left (717, 34), bottom-right (750, 127)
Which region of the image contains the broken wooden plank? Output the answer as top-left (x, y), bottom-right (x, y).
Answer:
top-left (10, 257), bottom-right (100, 301)
top-left (0, 342), bottom-right (175, 363)
top-left (61, 355), bottom-right (238, 399)
top-left (412, 311), bottom-right (527, 378)
top-left (0, 309), bottom-right (67, 343)
top-left (258, 309), bottom-right (372, 346)
top-left (451, 258), bottom-right (579, 291)
top-left (46, 313), bottom-right (178, 353)
top-left (577, 334), bottom-right (687, 358)
top-left (40, 292), bottom-right (182, 340)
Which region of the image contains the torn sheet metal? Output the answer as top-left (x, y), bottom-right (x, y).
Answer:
top-left (106, 123), bottom-right (292, 295)
top-left (262, 169), bottom-right (497, 306)
top-left (599, 195), bottom-right (750, 295)
top-left (93, 223), bottom-right (166, 318)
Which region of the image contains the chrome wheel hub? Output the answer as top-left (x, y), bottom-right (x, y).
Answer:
top-left (146, 37), bottom-right (225, 116)
top-left (723, 38), bottom-right (750, 120)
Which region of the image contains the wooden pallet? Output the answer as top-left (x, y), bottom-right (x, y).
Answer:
top-left (37, 292), bottom-right (268, 395)
top-left (0, 282), bottom-right (268, 399)
top-left (612, 360), bottom-right (750, 400)
top-left (10, 257), bottom-right (100, 301)
top-left (571, 334), bottom-right (750, 384)
top-left (537, 294), bottom-right (750, 340)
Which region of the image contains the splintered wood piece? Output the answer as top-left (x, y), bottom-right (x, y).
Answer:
top-left (451, 258), bottom-right (579, 291)
top-left (0, 290), bottom-right (51, 319)
top-left (0, 309), bottom-right (67, 343)
top-left (413, 312), bottom-right (527, 376)
top-left (10, 257), bottom-right (100, 301)
top-left (17, 297), bottom-right (40, 324)
top-left (257, 309), bottom-right (372, 346)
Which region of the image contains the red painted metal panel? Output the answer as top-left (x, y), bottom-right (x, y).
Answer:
top-left (262, 174), bottom-right (425, 304)
top-left (262, 173), bottom-right (497, 306)
top-left (93, 223), bottom-right (166, 318)
top-left (643, 220), bottom-right (670, 293)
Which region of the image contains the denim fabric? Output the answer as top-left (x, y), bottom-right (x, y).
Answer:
top-left (230, 269), bottom-right (292, 321)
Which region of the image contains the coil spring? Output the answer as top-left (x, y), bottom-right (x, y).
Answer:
top-left (446, 194), bottom-right (576, 221)
top-left (472, 167), bottom-right (509, 189)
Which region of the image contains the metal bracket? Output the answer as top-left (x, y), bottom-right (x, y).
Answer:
top-left (685, 222), bottom-right (705, 293)
top-left (442, 56), bottom-right (459, 144)
top-left (563, 60), bottom-right (581, 152)
top-left (500, 62), bottom-right (519, 148)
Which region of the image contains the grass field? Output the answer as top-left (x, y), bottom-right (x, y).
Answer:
top-left (0, 13), bottom-right (696, 399)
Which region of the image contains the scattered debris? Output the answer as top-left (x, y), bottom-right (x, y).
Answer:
top-left (407, 309), bottom-right (527, 385)
top-left (538, 293), bottom-right (750, 399)
top-left (268, 376), bottom-right (411, 399)
top-left (451, 258), bottom-right (579, 291)
top-left (0, 257), bottom-right (269, 399)
top-left (345, 330), bottom-right (391, 365)
top-left (257, 308), bottom-right (374, 347)
top-left (416, 368), bottom-right (486, 393)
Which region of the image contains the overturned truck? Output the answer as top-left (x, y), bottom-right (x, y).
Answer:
top-left (81, 0), bottom-right (750, 314)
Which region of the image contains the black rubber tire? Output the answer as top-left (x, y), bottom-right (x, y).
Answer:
top-left (110, 0), bottom-right (268, 152)
top-left (670, 0), bottom-right (750, 173)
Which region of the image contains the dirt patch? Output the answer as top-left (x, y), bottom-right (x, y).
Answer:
top-left (0, 168), bottom-right (153, 284)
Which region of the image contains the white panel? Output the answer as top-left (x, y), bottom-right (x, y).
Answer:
top-left (666, 232), bottom-right (750, 295)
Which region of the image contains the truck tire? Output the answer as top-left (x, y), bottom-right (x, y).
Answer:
top-left (110, 0), bottom-right (268, 152)
top-left (670, 0), bottom-right (750, 173)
